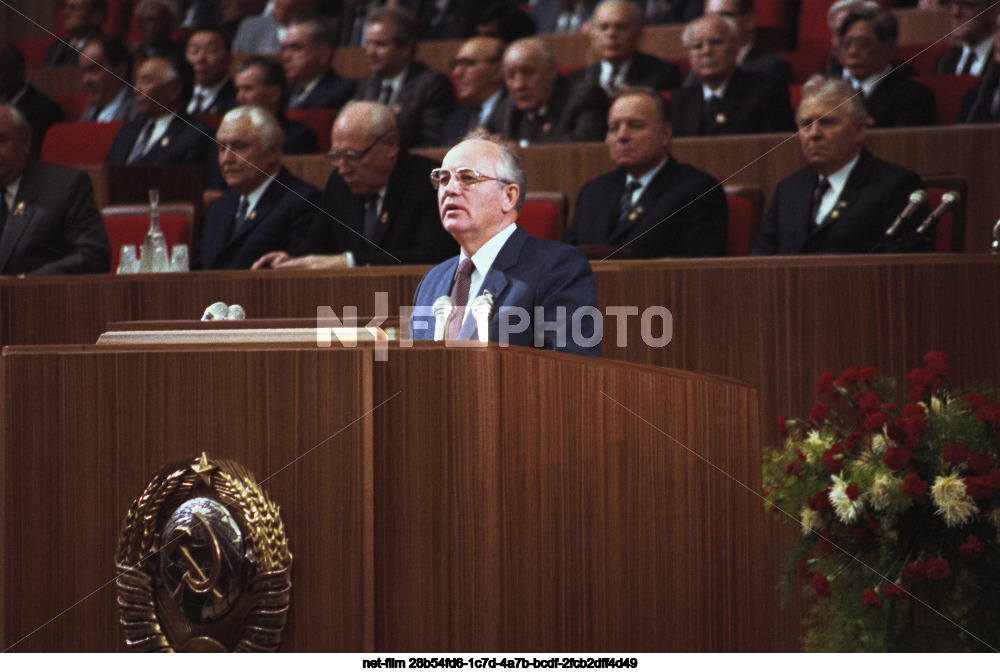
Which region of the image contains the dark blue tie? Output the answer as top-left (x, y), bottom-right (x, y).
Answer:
top-left (0, 193), bottom-right (8, 242)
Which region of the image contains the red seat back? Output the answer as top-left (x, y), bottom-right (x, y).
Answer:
top-left (40, 121), bottom-right (125, 166)
top-left (517, 191), bottom-right (568, 241)
top-left (724, 185), bottom-right (764, 256)
top-left (53, 92), bottom-right (91, 121)
top-left (12, 38), bottom-right (53, 69)
top-left (286, 108), bottom-right (337, 153)
top-left (913, 74), bottom-right (982, 124)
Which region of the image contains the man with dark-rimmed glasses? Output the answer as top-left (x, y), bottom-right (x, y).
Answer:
top-left (410, 135), bottom-right (600, 356)
top-left (252, 101), bottom-right (455, 269)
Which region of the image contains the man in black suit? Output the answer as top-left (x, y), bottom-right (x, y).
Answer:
top-left (105, 54), bottom-right (213, 165)
top-left (566, 87), bottom-right (727, 258)
top-left (752, 76), bottom-right (929, 255)
top-left (193, 106), bottom-right (321, 270)
top-left (283, 18), bottom-right (356, 111)
top-left (567, 0), bottom-right (682, 95)
top-left (530, 0), bottom-right (597, 34)
top-left (352, 6), bottom-right (456, 148)
top-left (958, 30), bottom-right (1000, 123)
top-left (0, 105), bottom-right (109, 276)
top-left (703, 0), bottom-right (793, 84)
top-left (835, 6), bottom-right (935, 127)
top-left (133, 0), bottom-right (184, 61)
top-left (934, 0), bottom-right (999, 76)
top-left (45, 0), bottom-right (108, 66)
top-left (78, 35), bottom-right (137, 122)
top-left (252, 101), bottom-right (457, 269)
top-left (487, 37), bottom-right (608, 145)
top-left (670, 15), bottom-right (794, 136)
top-left (0, 44), bottom-right (66, 158)
top-left (442, 37), bottom-right (507, 145)
top-left (234, 57), bottom-right (319, 154)
top-left (185, 26), bottom-right (238, 116)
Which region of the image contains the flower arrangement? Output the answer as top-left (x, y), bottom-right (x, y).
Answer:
top-left (764, 352), bottom-right (1000, 652)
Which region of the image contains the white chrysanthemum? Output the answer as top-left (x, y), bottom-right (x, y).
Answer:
top-left (801, 430), bottom-right (832, 465)
top-left (930, 395), bottom-right (944, 414)
top-left (868, 473), bottom-right (905, 512)
top-left (829, 475), bottom-right (864, 524)
top-left (871, 432), bottom-right (890, 455)
top-left (931, 474), bottom-right (979, 528)
top-left (799, 507), bottom-right (823, 535)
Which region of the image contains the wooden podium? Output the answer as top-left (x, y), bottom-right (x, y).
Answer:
top-left (1, 338), bottom-right (766, 652)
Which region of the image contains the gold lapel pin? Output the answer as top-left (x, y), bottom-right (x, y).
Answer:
top-left (715, 112), bottom-right (727, 125)
top-left (249, 210), bottom-right (257, 220)
top-left (380, 212), bottom-right (389, 224)
top-left (160, 136), bottom-right (169, 147)
top-left (14, 201), bottom-right (26, 215)
top-left (542, 122), bottom-right (553, 134)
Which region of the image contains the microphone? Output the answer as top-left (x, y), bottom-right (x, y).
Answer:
top-left (469, 291), bottom-right (495, 344)
top-left (885, 190), bottom-right (927, 237)
top-left (201, 301), bottom-right (229, 320)
top-left (991, 219), bottom-right (1000, 254)
top-left (916, 191), bottom-right (960, 235)
top-left (432, 296), bottom-right (456, 341)
top-left (226, 304), bottom-right (246, 320)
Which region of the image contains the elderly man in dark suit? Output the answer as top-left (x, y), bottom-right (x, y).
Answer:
top-left (934, 0), bottom-right (999, 76)
top-left (442, 36), bottom-right (507, 145)
top-left (45, 0), bottom-right (108, 66)
top-left (185, 25), bottom-right (238, 116)
top-left (531, 0), bottom-right (598, 33)
top-left (193, 106), bottom-right (321, 270)
top-left (411, 135), bottom-right (600, 356)
top-left (567, 0), bottom-right (682, 95)
top-left (253, 101), bottom-right (457, 269)
top-left (567, 87), bottom-right (727, 258)
top-left (671, 14), bottom-right (793, 137)
top-left (752, 76), bottom-right (929, 255)
top-left (234, 56), bottom-right (318, 154)
top-left (0, 44), bottom-right (65, 158)
top-left (351, 6), bottom-right (456, 148)
top-left (487, 37), bottom-right (608, 145)
top-left (282, 17), bottom-right (356, 111)
top-left (0, 105), bottom-right (110, 276)
top-left (105, 54), bottom-right (213, 165)
top-left (703, 0), bottom-right (794, 84)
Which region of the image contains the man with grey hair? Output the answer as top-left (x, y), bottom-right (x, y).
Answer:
top-left (411, 134), bottom-right (600, 357)
top-left (253, 101), bottom-right (456, 269)
top-left (752, 76), bottom-right (929, 255)
top-left (486, 37), bottom-right (608, 145)
top-left (823, 0), bottom-right (881, 75)
top-left (0, 105), bottom-right (109, 276)
top-left (670, 14), bottom-right (794, 136)
top-left (192, 106), bottom-right (321, 270)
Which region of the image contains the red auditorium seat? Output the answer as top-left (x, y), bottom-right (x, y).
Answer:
top-left (40, 120), bottom-right (125, 166)
top-left (198, 113), bottom-right (223, 132)
top-left (101, 202), bottom-right (195, 272)
top-left (914, 74), bottom-right (982, 124)
top-left (12, 38), bottom-right (52, 69)
top-left (53, 92), bottom-right (91, 121)
top-left (797, 0), bottom-right (837, 53)
top-left (922, 175), bottom-right (968, 252)
top-left (780, 50), bottom-right (829, 84)
top-left (517, 191), bottom-right (568, 240)
top-left (286, 109), bottom-right (337, 153)
top-left (894, 42), bottom-right (948, 77)
top-left (724, 185), bottom-right (764, 256)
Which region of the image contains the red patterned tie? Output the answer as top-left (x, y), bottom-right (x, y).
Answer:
top-left (448, 258), bottom-right (474, 339)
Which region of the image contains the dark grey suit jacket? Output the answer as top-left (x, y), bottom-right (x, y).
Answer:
top-left (353, 61), bottom-right (456, 148)
top-left (566, 51), bottom-right (683, 92)
top-left (671, 68), bottom-right (795, 137)
top-left (485, 75), bottom-right (608, 144)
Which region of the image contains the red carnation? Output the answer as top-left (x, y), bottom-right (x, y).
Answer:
top-left (923, 351), bottom-right (948, 377)
top-left (902, 402), bottom-right (926, 419)
top-left (822, 444), bottom-right (843, 473)
top-left (925, 557), bottom-right (951, 582)
top-left (817, 371), bottom-right (836, 398)
top-left (943, 443), bottom-right (967, 465)
top-left (962, 475), bottom-right (994, 500)
top-left (969, 452), bottom-right (994, 476)
top-left (843, 431), bottom-right (861, 453)
top-left (811, 573), bottom-right (832, 597)
top-left (855, 390), bottom-right (882, 415)
top-left (883, 446), bottom-right (913, 471)
top-left (809, 401), bottom-right (831, 424)
top-left (777, 415), bottom-right (789, 439)
top-left (903, 560), bottom-right (927, 583)
top-left (846, 483), bottom-right (860, 500)
top-left (862, 588), bottom-right (882, 609)
top-left (858, 366), bottom-right (878, 383)
top-left (959, 535), bottom-right (985, 560)
top-left (989, 468), bottom-right (1000, 489)
top-left (902, 473), bottom-right (927, 499)
top-left (863, 411), bottom-right (888, 431)
top-left (784, 461), bottom-right (803, 477)
top-left (882, 582), bottom-right (908, 599)
top-left (809, 490), bottom-right (831, 512)
top-left (836, 365), bottom-right (861, 388)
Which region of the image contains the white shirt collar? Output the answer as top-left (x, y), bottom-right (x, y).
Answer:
top-left (381, 67), bottom-right (408, 104)
top-left (479, 88), bottom-right (504, 122)
top-left (961, 38), bottom-right (994, 76)
top-left (96, 87), bottom-right (132, 122)
top-left (188, 79), bottom-right (229, 114)
top-left (2, 177), bottom-right (21, 210)
top-left (600, 58), bottom-right (631, 89)
top-left (461, 222), bottom-right (518, 309)
top-left (241, 171), bottom-right (279, 215)
top-left (702, 78), bottom-right (730, 100)
top-left (815, 152), bottom-right (861, 224)
top-left (852, 64), bottom-right (892, 99)
top-left (624, 157), bottom-right (668, 206)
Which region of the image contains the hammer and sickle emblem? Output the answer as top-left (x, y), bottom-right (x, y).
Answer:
top-left (162, 512), bottom-right (225, 604)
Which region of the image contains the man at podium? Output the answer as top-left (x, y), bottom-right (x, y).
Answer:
top-left (412, 135), bottom-right (601, 357)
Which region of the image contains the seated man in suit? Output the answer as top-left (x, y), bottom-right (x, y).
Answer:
top-left (531, 0), bottom-right (597, 34)
top-left (934, 0), bottom-right (999, 75)
top-left (78, 35), bottom-right (137, 121)
top-left (45, 0), bottom-right (107, 66)
top-left (566, 87), bottom-right (727, 258)
top-left (0, 43), bottom-right (65, 158)
top-left (192, 106), bottom-right (321, 270)
top-left (835, 6), bottom-right (935, 128)
top-left (234, 56), bottom-right (318, 154)
top-left (703, 0), bottom-right (793, 84)
top-left (105, 54), bottom-right (214, 165)
top-left (411, 135), bottom-right (600, 357)
top-left (752, 76), bottom-right (930, 255)
top-left (567, 0), bottom-right (682, 95)
top-left (958, 19), bottom-right (1000, 122)
top-left (0, 105), bottom-right (110, 276)
top-left (233, 0), bottom-right (317, 55)
top-left (670, 15), bottom-right (794, 136)
top-left (252, 101), bottom-right (457, 269)
top-left (133, 0), bottom-right (184, 61)
top-left (442, 36), bottom-right (507, 146)
top-left (486, 37), bottom-right (609, 145)
top-left (352, 6), bottom-right (456, 148)
top-left (185, 25), bottom-right (238, 116)
top-left (283, 17), bottom-right (356, 111)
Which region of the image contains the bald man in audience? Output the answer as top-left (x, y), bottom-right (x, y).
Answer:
top-left (752, 77), bottom-right (929, 255)
top-left (566, 87), bottom-right (727, 258)
top-left (486, 37), bottom-right (609, 145)
top-left (670, 15), bottom-right (794, 136)
top-left (442, 37), bottom-right (507, 145)
top-left (193, 107), bottom-right (321, 270)
top-left (252, 102), bottom-right (456, 269)
top-left (567, 0), bottom-right (682, 95)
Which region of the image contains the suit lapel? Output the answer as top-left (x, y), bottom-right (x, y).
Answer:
top-left (0, 168), bottom-right (39, 273)
top-left (460, 228), bottom-right (523, 340)
top-left (808, 152), bottom-right (870, 244)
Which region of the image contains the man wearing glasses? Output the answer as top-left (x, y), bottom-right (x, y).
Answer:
top-left (410, 135), bottom-right (600, 357)
top-left (442, 37), bottom-right (507, 146)
top-left (252, 101), bottom-right (455, 269)
top-left (934, 0), bottom-right (1000, 75)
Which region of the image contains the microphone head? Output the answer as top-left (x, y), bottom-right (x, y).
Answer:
top-left (201, 301), bottom-right (229, 321)
top-left (433, 295), bottom-right (456, 310)
top-left (941, 190), bottom-right (960, 206)
top-left (226, 304), bottom-right (246, 320)
top-left (910, 189), bottom-right (928, 204)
